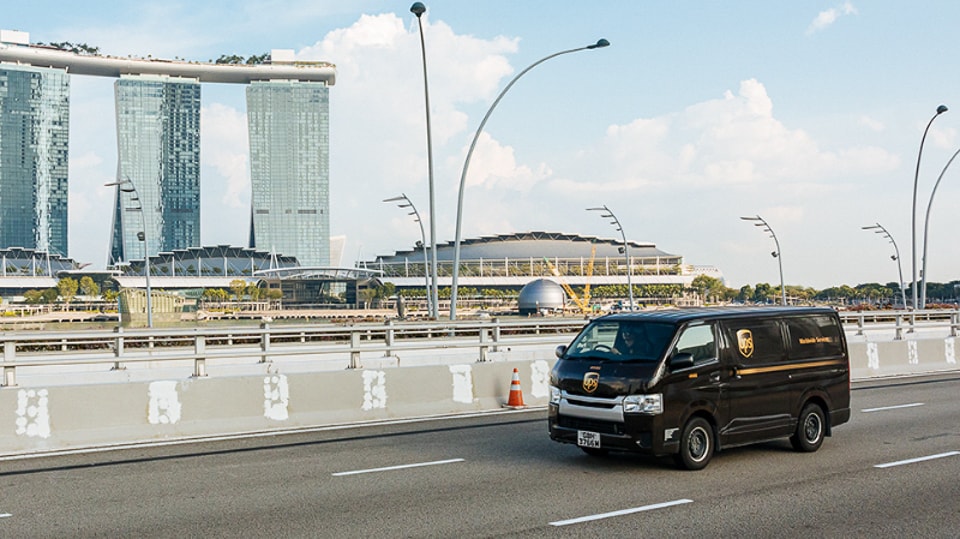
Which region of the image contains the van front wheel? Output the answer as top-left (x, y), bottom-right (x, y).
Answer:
top-left (790, 403), bottom-right (825, 452)
top-left (674, 417), bottom-right (714, 470)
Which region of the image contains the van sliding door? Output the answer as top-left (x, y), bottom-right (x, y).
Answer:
top-left (718, 319), bottom-right (793, 444)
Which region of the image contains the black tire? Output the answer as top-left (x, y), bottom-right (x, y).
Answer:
top-left (790, 403), bottom-right (826, 452)
top-left (674, 417), bottom-right (714, 470)
top-left (580, 447), bottom-right (609, 457)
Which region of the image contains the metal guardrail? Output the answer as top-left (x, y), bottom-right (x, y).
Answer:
top-left (1, 318), bottom-right (588, 387)
top-left (2, 310), bottom-right (959, 388)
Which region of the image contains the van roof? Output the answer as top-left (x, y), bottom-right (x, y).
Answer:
top-left (602, 306), bottom-right (838, 325)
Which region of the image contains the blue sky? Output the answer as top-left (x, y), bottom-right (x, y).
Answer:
top-left (5, 1), bottom-right (960, 291)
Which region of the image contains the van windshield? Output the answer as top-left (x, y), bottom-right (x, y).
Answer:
top-left (564, 320), bottom-right (675, 362)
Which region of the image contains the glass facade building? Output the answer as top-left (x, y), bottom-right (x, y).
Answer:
top-left (247, 81), bottom-right (330, 267)
top-left (109, 75), bottom-right (201, 265)
top-left (0, 65), bottom-right (70, 256)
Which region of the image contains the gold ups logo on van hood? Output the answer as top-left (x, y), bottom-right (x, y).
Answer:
top-left (582, 372), bottom-right (600, 393)
top-left (736, 329), bottom-right (754, 358)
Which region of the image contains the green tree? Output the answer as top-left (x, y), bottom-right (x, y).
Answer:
top-left (229, 279), bottom-right (247, 300)
top-left (42, 288), bottom-right (59, 303)
top-left (79, 276), bottom-right (100, 298)
top-left (23, 290), bottom-right (44, 304)
top-left (57, 277), bottom-right (79, 304)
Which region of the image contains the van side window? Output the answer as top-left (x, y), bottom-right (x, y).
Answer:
top-left (674, 324), bottom-right (716, 364)
top-left (723, 319), bottom-right (783, 364)
top-left (785, 315), bottom-right (843, 359)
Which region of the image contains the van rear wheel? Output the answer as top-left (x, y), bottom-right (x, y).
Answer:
top-left (790, 403), bottom-right (825, 452)
top-left (674, 417), bottom-right (714, 470)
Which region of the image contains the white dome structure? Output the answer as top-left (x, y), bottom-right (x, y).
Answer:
top-left (518, 278), bottom-right (566, 314)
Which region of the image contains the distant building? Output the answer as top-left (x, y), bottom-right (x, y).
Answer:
top-left (0, 63), bottom-right (70, 256)
top-left (0, 33), bottom-right (336, 268)
top-left (247, 80), bottom-right (331, 267)
top-left (109, 75), bottom-right (201, 264)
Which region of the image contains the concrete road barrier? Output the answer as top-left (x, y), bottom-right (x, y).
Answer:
top-left (3, 335), bottom-right (959, 458)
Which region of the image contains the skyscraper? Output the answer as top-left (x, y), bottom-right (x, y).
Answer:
top-left (109, 75), bottom-right (201, 265)
top-left (0, 64), bottom-right (70, 256)
top-left (247, 80), bottom-right (330, 267)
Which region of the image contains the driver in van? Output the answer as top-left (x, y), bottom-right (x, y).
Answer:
top-left (613, 325), bottom-right (651, 357)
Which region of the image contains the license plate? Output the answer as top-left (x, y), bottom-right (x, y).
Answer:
top-left (577, 430), bottom-right (601, 449)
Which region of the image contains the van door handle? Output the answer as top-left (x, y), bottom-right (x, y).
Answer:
top-left (731, 367), bottom-right (741, 380)
top-left (710, 372), bottom-right (720, 382)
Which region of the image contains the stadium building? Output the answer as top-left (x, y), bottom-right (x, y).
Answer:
top-left (367, 231), bottom-right (723, 309)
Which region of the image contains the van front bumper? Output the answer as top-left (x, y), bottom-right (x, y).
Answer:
top-left (548, 403), bottom-right (674, 455)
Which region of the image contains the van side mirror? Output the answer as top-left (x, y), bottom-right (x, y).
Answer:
top-left (555, 345), bottom-right (567, 359)
top-left (670, 352), bottom-right (694, 370)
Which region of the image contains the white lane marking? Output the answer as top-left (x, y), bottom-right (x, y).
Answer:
top-left (875, 451), bottom-right (960, 469)
top-left (549, 499), bottom-right (693, 526)
top-left (332, 458), bottom-right (465, 477)
top-left (0, 513), bottom-right (11, 518)
top-left (862, 403), bottom-right (925, 413)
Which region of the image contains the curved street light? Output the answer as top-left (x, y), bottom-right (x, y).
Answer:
top-left (862, 223), bottom-right (907, 309)
top-left (105, 178), bottom-right (153, 328)
top-left (919, 146), bottom-right (960, 309)
top-left (587, 205), bottom-right (633, 310)
top-left (384, 194), bottom-right (433, 318)
top-left (741, 215), bottom-right (786, 306)
top-left (911, 104), bottom-right (948, 310)
top-left (410, 2), bottom-right (440, 320)
top-left (448, 38), bottom-right (610, 319)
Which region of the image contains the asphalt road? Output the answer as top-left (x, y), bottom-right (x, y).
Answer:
top-left (2, 373), bottom-right (959, 538)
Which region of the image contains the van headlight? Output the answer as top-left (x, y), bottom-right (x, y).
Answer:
top-left (623, 394), bottom-right (662, 415)
top-left (549, 385), bottom-right (561, 405)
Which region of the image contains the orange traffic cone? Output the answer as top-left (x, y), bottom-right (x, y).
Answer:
top-left (503, 368), bottom-right (526, 409)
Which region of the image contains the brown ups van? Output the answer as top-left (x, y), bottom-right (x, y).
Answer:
top-left (548, 307), bottom-right (851, 470)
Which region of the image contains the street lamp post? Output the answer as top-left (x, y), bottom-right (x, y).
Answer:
top-left (911, 104), bottom-right (948, 310)
top-left (862, 223), bottom-right (907, 309)
top-left (920, 146), bottom-right (960, 309)
top-left (105, 179), bottom-right (153, 328)
top-left (448, 38), bottom-right (610, 320)
top-left (587, 205), bottom-right (633, 310)
top-left (410, 2), bottom-right (440, 320)
top-left (384, 194), bottom-right (432, 317)
top-left (741, 215), bottom-right (786, 306)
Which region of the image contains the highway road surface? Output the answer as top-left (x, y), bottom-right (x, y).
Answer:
top-left (2, 372), bottom-right (959, 538)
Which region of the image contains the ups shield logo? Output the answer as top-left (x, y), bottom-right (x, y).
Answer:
top-left (736, 329), bottom-right (754, 358)
top-left (582, 372), bottom-right (599, 393)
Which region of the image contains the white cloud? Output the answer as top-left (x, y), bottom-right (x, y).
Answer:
top-left (201, 103), bottom-right (249, 209)
top-left (859, 115), bottom-right (885, 132)
top-left (807, 2), bottom-right (858, 35)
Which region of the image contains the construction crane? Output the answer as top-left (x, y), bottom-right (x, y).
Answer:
top-left (543, 245), bottom-right (596, 314)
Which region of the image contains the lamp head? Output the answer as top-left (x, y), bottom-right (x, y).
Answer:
top-left (588, 38), bottom-right (611, 49)
top-left (410, 2), bottom-right (426, 17)
top-left (937, 104), bottom-right (949, 115)
top-left (771, 251), bottom-right (779, 258)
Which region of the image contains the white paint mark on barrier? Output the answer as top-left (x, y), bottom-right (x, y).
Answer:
top-left (946, 337), bottom-right (956, 365)
top-left (148, 381), bottom-right (181, 425)
top-left (866, 342), bottom-right (879, 369)
top-left (263, 374), bottom-right (289, 421)
top-left (15, 388), bottom-right (50, 439)
top-left (361, 370), bottom-right (387, 411)
top-left (908, 340), bottom-right (919, 365)
top-left (862, 403), bottom-right (924, 413)
top-left (875, 451), bottom-right (960, 469)
top-left (549, 499), bottom-right (693, 526)
top-left (332, 458), bottom-right (464, 477)
top-left (449, 365), bottom-right (474, 404)
top-left (530, 360), bottom-right (550, 398)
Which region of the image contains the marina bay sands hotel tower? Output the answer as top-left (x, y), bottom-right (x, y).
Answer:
top-left (0, 30), bottom-right (336, 267)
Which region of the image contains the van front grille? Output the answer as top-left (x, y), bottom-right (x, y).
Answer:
top-left (557, 416), bottom-right (624, 435)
